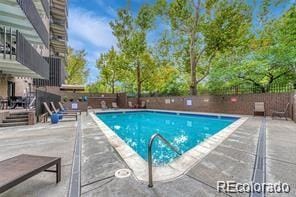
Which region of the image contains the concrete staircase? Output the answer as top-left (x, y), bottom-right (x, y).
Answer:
top-left (0, 112), bottom-right (29, 127)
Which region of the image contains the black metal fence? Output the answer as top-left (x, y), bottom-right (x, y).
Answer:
top-left (200, 83), bottom-right (295, 95)
top-left (35, 90), bottom-right (61, 121)
top-left (131, 83), bottom-right (295, 97)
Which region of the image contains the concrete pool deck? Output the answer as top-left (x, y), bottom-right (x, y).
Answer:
top-left (0, 112), bottom-right (295, 196)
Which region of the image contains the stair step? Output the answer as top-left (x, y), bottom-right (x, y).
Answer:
top-left (0, 122), bottom-right (28, 127)
top-left (2, 118), bottom-right (28, 123)
top-left (6, 115), bottom-right (28, 119)
top-left (10, 112), bottom-right (29, 116)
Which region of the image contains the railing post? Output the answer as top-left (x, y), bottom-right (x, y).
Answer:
top-left (147, 133), bottom-right (181, 188)
top-left (148, 136), bottom-right (153, 187)
top-left (3, 26), bottom-right (6, 59)
top-left (10, 28), bottom-right (12, 59)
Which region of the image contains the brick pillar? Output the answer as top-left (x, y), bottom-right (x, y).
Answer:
top-left (28, 111), bottom-right (36, 125)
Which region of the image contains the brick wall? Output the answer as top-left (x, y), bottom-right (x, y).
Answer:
top-left (88, 93), bottom-right (127, 109)
top-left (128, 92), bottom-right (294, 118)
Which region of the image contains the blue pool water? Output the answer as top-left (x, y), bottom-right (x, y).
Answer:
top-left (96, 111), bottom-right (238, 165)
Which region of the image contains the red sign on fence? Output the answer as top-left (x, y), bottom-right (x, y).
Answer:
top-left (231, 97), bottom-right (237, 103)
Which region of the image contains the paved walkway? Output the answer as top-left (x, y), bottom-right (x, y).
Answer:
top-left (0, 121), bottom-right (77, 197)
top-left (266, 120), bottom-right (296, 196)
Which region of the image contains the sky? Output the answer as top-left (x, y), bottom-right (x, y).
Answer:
top-left (68, 0), bottom-right (154, 84)
top-left (68, 0), bottom-right (293, 84)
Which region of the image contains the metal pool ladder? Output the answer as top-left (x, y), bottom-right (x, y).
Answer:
top-left (148, 133), bottom-right (181, 188)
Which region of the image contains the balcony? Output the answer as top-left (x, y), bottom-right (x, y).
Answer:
top-left (50, 0), bottom-right (68, 55)
top-left (33, 57), bottom-right (66, 87)
top-left (0, 27), bottom-right (49, 79)
top-left (50, 19), bottom-right (67, 40)
top-left (0, 1), bottom-right (49, 47)
top-left (41, 0), bottom-right (50, 18)
top-left (16, 0), bottom-right (49, 46)
top-left (51, 0), bottom-right (68, 19)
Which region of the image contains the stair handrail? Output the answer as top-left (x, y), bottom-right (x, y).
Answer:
top-left (148, 133), bottom-right (181, 188)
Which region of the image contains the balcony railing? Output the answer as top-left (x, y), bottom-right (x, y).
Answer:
top-left (41, 0), bottom-right (50, 18)
top-left (33, 57), bottom-right (65, 87)
top-left (16, 0), bottom-right (49, 47)
top-left (0, 27), bottom-right (49, 79)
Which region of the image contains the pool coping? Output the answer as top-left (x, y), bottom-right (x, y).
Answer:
top-left (89, 109), bottom-right (248, 183)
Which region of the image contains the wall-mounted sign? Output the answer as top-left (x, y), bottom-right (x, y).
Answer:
top-left (186, 99), bottom-right (192, 106)
top-left (165, 99), bottom-right (170, 104)
top-left (231, 97), bottom-right (237, 103)
top-left (72, 102), bottom-right (78, 109)
top-left (203, 98), bottom-right (209, 102)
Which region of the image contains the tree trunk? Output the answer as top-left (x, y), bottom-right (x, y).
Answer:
top-left (111, 85), bottom-right (115, 94)
top-left (189, 1), bottom-right (200, 96)
top-left (189, 32), bottom-right (197, 96)
top-left (111, 73), bottom-right (115, 94)
top-left (136, 62), bottom-right (141, 105)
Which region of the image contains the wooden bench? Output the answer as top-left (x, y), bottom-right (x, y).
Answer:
top-left (0, 154), bottom-right (61, 193)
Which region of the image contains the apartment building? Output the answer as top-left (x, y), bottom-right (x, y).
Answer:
top-left (0, 0), bottom-right (67, 106)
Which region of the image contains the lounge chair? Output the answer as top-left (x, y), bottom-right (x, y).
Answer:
top-left (0, 154), bottom-right (61, 193)
top-left (44, 102), bottom-right (77, 121)
top-left (58, 102), bottom-right (81, 114)
top-left (101, 101), bottom-right (108, 110)
top-left (140, 101), bottom-right (146, 109)
top-left (272, 103), bottom-right (290, 120)
top-left (254, 102), bottom-right (265, 116)
top-left (112, 102), bottom-right (119, 109)
top-left (128, 101), bottom-right (133, 108)
top-left (50, 102), bottom-right (78, 115)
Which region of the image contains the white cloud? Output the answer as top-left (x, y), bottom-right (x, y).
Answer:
top-left (69, 7), bottom-right (116, 50)
top-left (68, 7), bottom-right (117, 84)
top-left (95, 0), bottom-right (117, 18)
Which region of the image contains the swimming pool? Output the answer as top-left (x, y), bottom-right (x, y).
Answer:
top-left (96, 111), bottom-right (238, 166)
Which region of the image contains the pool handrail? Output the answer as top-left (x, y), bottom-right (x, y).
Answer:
top-left (148, 133), bottom-right (181, 188)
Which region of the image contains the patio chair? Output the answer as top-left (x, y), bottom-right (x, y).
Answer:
top-left (128, 101), bottom-right (133, 108)
top-left (58, 102), bottom-right (81, 114)
top-left (0, 154), bottom-right (61, 193)
top-left (112, 102), bottom-right (119, 109)
top-left (272, 103), bottom-right (290, 120)
top-left (10, 96), bottom-right (25, 109)
top-left (254, 102), bottom-right (265, 116)
top-left (50, 102), bottom-right (78, 115)
top-left (101, 101), bottom-right (108, 110)
top-left (43, 102), bottom-right (77, 121)
top-left (140, 101), bottom-right (146, 109)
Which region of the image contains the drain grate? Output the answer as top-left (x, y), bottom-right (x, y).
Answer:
top-left (115, 169), bottom-right (131, 178)
top-left (250, 118), bottom-right (266, 197)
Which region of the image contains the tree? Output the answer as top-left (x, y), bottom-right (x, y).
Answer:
top-left (207, 5), bottom-right (296, 92)
top-left (96, 47), bottom-right (126, 93)
top-left (86, 81), bottom-right (105, 93)
top-left (65, 48), bottom-right (89, 85)
top-left (157, 0), bottom-right (251, 95)
top-left (110, 6), bottom-right (156, 103)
